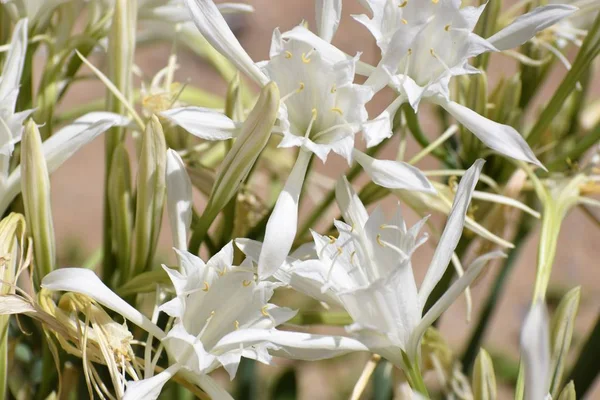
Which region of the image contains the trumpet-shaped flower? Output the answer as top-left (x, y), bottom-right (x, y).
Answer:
top-left (354, 0), bottom-right (576, 167)
top-left (239, 160), bottom-right (504, 368)
top-left (42, 243), bottom-right (369, 400)
top-left (183, 0), bottom-right (436, 280)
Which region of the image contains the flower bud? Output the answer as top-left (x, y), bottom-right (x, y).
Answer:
top-left (108, 144), bottom-right (133, 276)
top-left (557, 381), bottom-right (576, 400)
top-left (21, 120), bottom-right (56, 287)
top-left (131, 115), bottom-right (166, 279)
top-left (473, 348), bottom-right (497, 400)
top-left (549, 287), bottom-right (581, 398)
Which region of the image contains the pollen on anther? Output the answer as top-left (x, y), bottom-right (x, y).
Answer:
top-left (261, 305), bottom-right (270, 317)
top-left (430, 48), bottom-right (436, 57)
top-left (398, 0), bottom-right (408, 7)
top-left (311, 108), bottom-right (318, 117)
top-left (401, 18), bottom-right (408, 25)
top-left (234, 320), bottom-right (240, 330)
top-left (328, 235), bottom-right (336, 243)
top-left (330, 84), bottom-right (337, 94)
top-left (301, 53), bottom-right (312, 63)
top-left (376, 234), bottom-right (385, 247)
top-left (298, 82), bottom-right (305, 92)
top-left (408, 48), bottom-right (413, 55)
top-left (285, 51), bottom-right (293, 59)
top-left (444, 24), bottom-right (451, 31)
top-left (350, 251), bottom-right (356, 264)
top-left (432, 0), bottom-right (439, 3)
top-left (242, 280), bottom-right (252, 287)
top-left (331, 107), bottom-right (344, 115)
top-left (337, 246), bottom-right (343, 255)
top-left (202, 281), bottom-right (210, 292)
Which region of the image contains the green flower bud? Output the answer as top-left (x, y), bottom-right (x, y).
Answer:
top-left (557, 381), bottom-right (576, 400)
top-left (21, 120), bottom-right (56, 287)
top-left (473, 348), bottom-right (497, 400)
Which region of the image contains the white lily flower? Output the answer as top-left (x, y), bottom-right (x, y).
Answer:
top-left (0, 19), bottom-right (31, 162)
top-left (239, 160), bottom-right (504, 368)
top-left (520, 302), bottom-right (551, 400)
top-left (42, 243), bottom-right (369, 400)
top-left (183, 0), bottom-right (435, 279)
top-left (355, 1), bottom-right (576, 167)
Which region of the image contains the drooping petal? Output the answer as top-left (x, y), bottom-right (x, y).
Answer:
top-left (417, 159), bottom-right (485, 307)
top-left (521, 302), bottom-right (551, 400)
top-left (361, 94), bottom-right (405, 147)
top-left (487, 5), bottom-right (577, 51)
top-left (166, 149), bottom-right (193, 251)
top-left (0, 18), bottom-right (27, 101)
top-left (123, 364), bottom-right (182, 400)
top-left (183, 0), bottom-right (269, 86)
top-left (316, 0), bottom-right (342, 43)
top-left (41, 268), bottom-right (166, 339)
top-left (0, 112), bottom-right (130, 216)
top-left (335, 175), bottom-right (369, 229)
top-left (436, 99), bottom-right (544, 169)
top-left (160, 107), bottom-right (239, 141)
top-left (258, 149), bottom-right (312, 279)
top-left (409, 251), bottom-right (505, 360)
top-left (213, 328), bottom-right (369, 360)
top-left (352, 149), bottom-right (436, 193)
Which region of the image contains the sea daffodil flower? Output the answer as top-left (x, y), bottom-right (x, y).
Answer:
top-left (353, 0), bottom-right (576, 167)
top-left (520, 302), bottom-right (551, 400)
top-left (183, 0), bottom-right (436, 279)
top-left (238, 159), bottom-right (504, 370)
top-left (42, 243), bottom-right (369, 400)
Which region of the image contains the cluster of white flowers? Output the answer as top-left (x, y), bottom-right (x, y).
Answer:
top-left (1, 0), bottom-right (592, 399)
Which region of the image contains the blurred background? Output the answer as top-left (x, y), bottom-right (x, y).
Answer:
top-left (48, 0), bottom-right (600, 398)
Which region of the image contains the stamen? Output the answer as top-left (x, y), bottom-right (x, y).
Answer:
top-left (432, 0), bottom-right (439, 3)
top-left (444, 24), bottom-right (451, 31)
top-left (261, 305), bottom-right (270, 317)
top-left (234, 320), bottom-right (240, 330)
top-left (350, 251), bottom-right (356, 265)
top-left (198, 310), bottom-right (216, 338)
top-left (285, 51), bottom-right (292, 59)
top-left (280, 82), bottom-right (305, 102)
top-left (398, 0), bottom-right (408, 7)
top-left (330, 84), bottom-right (337, 94)
top-left (430, 49), bottom-right (452, 74)
top-left (401, 18), bottom-right (408, 24)
top-left (377, 237), bottom-right (409, 258)
top-left (242, 280), bottom-right (252, 287)
top-left (218, 269), bottom-right (225, 276)
top-left (337, 246), bottom-right (343, 255)
top-left (376, 234), bottom-right (385, 247)
top-left (301, 52), bottom-right (312, 63)
top-left (331, 107), bottom-right (344, 115)
top-left (202, 281), bottom-right (210, 292)
top-left (304, 108), bottom-right (318, 138)
top-left (328, 235), bottom-right (336, 243)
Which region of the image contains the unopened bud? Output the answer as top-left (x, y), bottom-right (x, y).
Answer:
top-left (473, 348), bottom-right (497, 400)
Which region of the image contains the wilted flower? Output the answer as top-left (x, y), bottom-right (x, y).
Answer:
top-left (41, 244), bottom-right (369, 399)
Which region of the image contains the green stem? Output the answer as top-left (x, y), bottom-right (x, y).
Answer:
top-left (547, 121), bottom-right (600, 172)
top-left (566, 314), bottom-right (600, 398)
top-left (286, 311), bottom-right (353, 326)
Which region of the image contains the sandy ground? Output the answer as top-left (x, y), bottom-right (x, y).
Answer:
top-left (47, 1), bottom-right (599, 398)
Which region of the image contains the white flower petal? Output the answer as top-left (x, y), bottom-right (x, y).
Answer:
top-left (335, 175), bottom-right (369, 230)
top-left (213, 328), bottom-right (369, 360)
top-left (352, 149), bottom-right (436, 193)
top-left (410, 251), bottom-right (505, 360)
top-left (216, 3), bottom-right (255, 14)
top-left (160, 107), bottom-right (239, 141)
top-left (487, 5), bottom-right (577, 51)
top-left (418, 159), bottom-right (485, 307)
top-left (521, 301), bottom-right (551, 400)
top-left (437, 99), bottom-right (545, 169)
top-left (0, 112), bottom-right (130, 215)
top-left (258, 150), bottom-right (311, 279)
top-left (123, 364), bottom-right (182, 400)
top-left (361, 95), bottom-right (405, 147)
top-left (316, 0), bottom-right (342, 43)
top-left (166, 149), bottom-right (193, 251)
top-left (183, 0), bottom-right (269, 86)
top-left (186, 372), bottom-right (235, 400)
top-left (41, 268), bottom-right (166, 339)
top-left (0, 18), bottom-right (27, 101)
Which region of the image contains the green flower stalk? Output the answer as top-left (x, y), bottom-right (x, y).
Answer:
top-left (21, 120), bottom-right (56, 287)
top-left (188, 81), bottom-right (279, 254)
top-left (0, 213), bottom-right (28, 398)
top-left (130, 115), bottom-right (166, 282)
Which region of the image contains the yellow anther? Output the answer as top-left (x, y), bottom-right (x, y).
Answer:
top-left (311, 108), bottom-right (318, 117)
top-left (337, 246), bottom-right (343, 255)
top-left (398, 0), bottom-right (408, 7)
top-left (430, 48), bottom-right (435, 57)
top-left (242, 280), bottom-right (252, 287)
top-left (330, 107), bottom-right (344, 115)
top-left (301, 53), bottom-right (312, 63)
top-left (328, 235), bottom-right (336, 243)
top-left (285, 51), bottom-right (293, 59)
top-left (261, 305), bottom-right (270, 317)
top-left (234, 320), bottom-right (240, 330)
top-left (376, 234), bottom-right (385, 247)
top-left (408, 48), bottom-right (413, 55)
top-left (210, 310), bottom-right (215, 316)
top-left (444, 24), bottom-right (451, 31)
top-left (401, 18), bottom-right (408, 24)
top-left (298, 82), bottom-right (305, 91)
top-left (202, 281), bottom-right (210, 292)
top-left (330, 84), bottom-right (337, 93)
top-left (218, 270), bottom-right (225, 276)
top-left (350, 251), bottom-right (356, 264)
top-left (351, 224), bottom-right (355, 232)
top-left (432, 0), bottom-right (439, 3)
